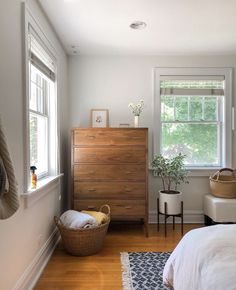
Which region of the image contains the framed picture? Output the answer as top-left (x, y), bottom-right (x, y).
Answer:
top-left (91, 109), bottom-right (109, 128)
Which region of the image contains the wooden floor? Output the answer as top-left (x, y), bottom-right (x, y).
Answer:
top-left (34, 223), bottom-right (202, 290)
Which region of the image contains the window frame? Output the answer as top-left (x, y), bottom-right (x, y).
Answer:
top-left (29, 65), bottom-right (50, 178)
top-left (23, 5), bottom-right (59, 192)
top-left (153, 67), bottom-right (233, 172)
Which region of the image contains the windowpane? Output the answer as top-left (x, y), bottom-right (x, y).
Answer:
top-left (189, 96), bottom-right (202, 121)
top-left (29, 82), bottom-right (37, 111)
top-left (175, 96), bottom-right (188, 121)
top-left (161, 95), bottom-right (174, 121)
top-left (30, 65), bottom-right (48, 114)
top-left (29, 113), bottom-right (48, 175)
top-left (161, 123), bottom-right (219, 166)
top-left (204, 97), bottom-right (217, 121)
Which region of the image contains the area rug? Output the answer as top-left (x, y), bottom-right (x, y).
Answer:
top-left (120, 252), bottom-right (171, 290)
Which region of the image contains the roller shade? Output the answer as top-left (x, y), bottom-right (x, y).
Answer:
top-left (160, 78), bottom-right (224, 96)
top-left (28, 26), bottom-right (56, 82)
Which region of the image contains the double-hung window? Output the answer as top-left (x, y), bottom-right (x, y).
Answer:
top-left (154, 68), bottom-right (233, 170)
top-left (26, 24), bottom-right (58, 187)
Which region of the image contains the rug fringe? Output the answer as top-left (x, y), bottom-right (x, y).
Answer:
top-left (120, 252), bottom-right (133, 290)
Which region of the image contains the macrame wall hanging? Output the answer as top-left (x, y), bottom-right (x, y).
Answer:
top-left (0, 118), bottom-right (19, 219)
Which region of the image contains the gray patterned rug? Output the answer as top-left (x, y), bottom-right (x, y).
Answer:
top-left (120, 252), bottom-right (171, 290)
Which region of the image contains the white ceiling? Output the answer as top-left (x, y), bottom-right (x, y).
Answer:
top-left (38, 0), bottom-right (236, 56)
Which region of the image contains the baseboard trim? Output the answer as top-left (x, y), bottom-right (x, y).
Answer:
top-left (149, 210), bottom-right (204, 224)
top-left (13, 228), bottom-right (60, 290)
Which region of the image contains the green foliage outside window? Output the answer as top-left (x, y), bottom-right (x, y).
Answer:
top-left (161, 94), bottom-right (220, 166)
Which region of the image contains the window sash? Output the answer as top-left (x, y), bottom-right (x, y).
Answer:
top-left (160, 93), bottom-right (222, 166)
top-left (160, 122), bottom-right (222, 167)
top-left (29, 111), bottom-right (49, 177)
top-left (161, 95), bottom-right (220, 122)
top-left (28, 60), bottom-right (51, 178)
top-left (29, 64), bottom-right (49, 116)
top-left (160, 79), bottom-right (223, 167)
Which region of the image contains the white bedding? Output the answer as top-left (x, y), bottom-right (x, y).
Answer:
top-left (163, 225), bottom-right (236, 290)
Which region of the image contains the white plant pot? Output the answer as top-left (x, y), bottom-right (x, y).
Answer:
top-left (159, 190), bottom-right (183, 215)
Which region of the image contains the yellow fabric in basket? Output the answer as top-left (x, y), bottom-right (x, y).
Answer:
top-left (81, 210), bottom-right (108, 225)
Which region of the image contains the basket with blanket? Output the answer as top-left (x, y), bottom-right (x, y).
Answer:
top-left (54, 204), bottom-right (110, 256)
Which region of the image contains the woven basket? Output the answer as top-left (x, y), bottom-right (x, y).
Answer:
top-left (54, 204), bottom-right (110, 256)
top-left (209, 168), bottom-right (236, 198)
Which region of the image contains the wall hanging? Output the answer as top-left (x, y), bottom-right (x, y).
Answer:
top-left (0, 118), bottom-right (19, 219)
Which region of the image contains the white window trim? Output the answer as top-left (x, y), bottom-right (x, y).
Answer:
top-left (153, 67), bottom-right (233, 175)
top-left (22, 4), bottom-right (60, 198)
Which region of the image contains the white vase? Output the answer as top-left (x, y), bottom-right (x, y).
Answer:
top-left (134, 115), bottom-right (139, 127)
top-left (159, 190), bottom-right (183, 215)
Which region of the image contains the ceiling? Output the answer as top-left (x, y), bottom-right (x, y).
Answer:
top-left (38, 0), bottom-right (236, 56)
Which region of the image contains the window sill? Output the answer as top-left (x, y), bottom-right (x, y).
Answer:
top-left (149, 167), bottom-right (220, 177)
top-left (187, 168), bottom-right (220, 177)
top-left (21, 173), bottom-right (64, 208)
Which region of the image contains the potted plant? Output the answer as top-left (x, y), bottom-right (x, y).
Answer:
top-left (151, 153), bottom-right (189, 215)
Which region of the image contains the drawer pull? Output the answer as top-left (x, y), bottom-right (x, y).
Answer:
top-left (125, 171), bottom-right (132, 174)
top-left (125, 188), bottom-right (132, 192)
top-left (87, 171), bottom-right (95, 175)
top-left (88, 188), bottom-right (96, 192)
top-left (87, 205), bottom-right (96, 210)
top-left (87, 135), bottom-right (95, 139)
top-left (125, 206), bottom-right (132, 209)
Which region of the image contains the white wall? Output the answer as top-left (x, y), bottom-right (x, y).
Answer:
top-left (0, 1), bottom-right (68, 289)
top-left (69, 55), bottom-right (236, 222)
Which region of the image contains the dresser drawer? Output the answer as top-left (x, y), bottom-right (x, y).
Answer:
top-left (74, 164), bottom-right (146, 181)
top-left (73, 182), bottom-right (146, 199)
top-left (73, 128), bottom-right (147, 146)
top-left (73, 147), bottom-right (146, 163)
top-left (73, 200), bottom-right (146, 218)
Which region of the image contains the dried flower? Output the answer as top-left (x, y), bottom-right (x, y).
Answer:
top-left (128, 99), bottom-right (144, 116)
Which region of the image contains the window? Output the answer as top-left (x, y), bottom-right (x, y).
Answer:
top-left (26, 24), bottom-right (58, 186)
top-left (29, 66), bottom-right (49, 176)
top-left (154, 68), bottom-right (233, 169)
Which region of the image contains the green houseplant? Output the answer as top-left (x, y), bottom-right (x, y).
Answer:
top-left (151, 153), bottom-right (189, 214)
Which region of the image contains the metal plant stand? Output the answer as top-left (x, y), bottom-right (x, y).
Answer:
top-left (157, 198), bottom-right (184, 237)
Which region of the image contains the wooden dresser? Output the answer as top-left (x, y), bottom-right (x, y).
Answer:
top-left (71, 128), bottom-right (148, 235)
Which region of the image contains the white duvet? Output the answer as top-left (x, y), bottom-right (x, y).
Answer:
top-left (163, 225), bottom-right (236, 290)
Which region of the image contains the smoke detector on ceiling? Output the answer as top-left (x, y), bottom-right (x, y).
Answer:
top-left (70, 45), bottom-right (79, 54)
top-left (130, 21), bottom-right (147, 30)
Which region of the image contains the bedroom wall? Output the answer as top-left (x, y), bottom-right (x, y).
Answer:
top-left (69, 55), bottom-right (236, 222)
top-left (0, 1), bottom-right (68, 289)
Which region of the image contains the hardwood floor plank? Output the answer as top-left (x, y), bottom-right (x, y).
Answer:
top-left (34, 223), bottom-right (202, 289)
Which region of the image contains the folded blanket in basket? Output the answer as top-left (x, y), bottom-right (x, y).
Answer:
top-left (81, 210), bottom-right (109, 225)
top-left (60, 210), bottom-right (98, 229)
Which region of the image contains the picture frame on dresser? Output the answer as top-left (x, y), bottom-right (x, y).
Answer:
top-left (90, 109), bottom-right (109, 128)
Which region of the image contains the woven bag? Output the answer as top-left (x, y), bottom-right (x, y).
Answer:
top-left (54, 204), bottom-right (110, 256)
top-left (209, 168), bottom-right (236, 198)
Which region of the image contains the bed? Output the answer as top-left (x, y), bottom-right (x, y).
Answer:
top-left (163, 224), bottom-right (236, 290)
